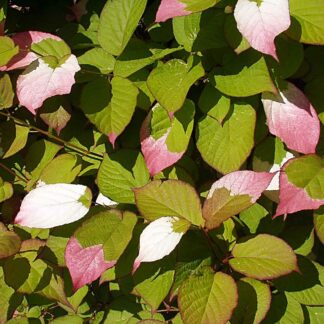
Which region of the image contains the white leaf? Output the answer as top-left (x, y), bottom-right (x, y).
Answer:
top-left (133, 216), bottom-right (187, 272)
top-left (15, 183), bottom-right (92, 228)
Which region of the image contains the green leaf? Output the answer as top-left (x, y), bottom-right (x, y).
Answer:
top-left (274, 256), bottom-right (324, 306)
top-left (0, 267), bottom-right (22, 323)
top-left (31, 38), bottom-right (71, 60)
top-left (285, 155), bottom-right (324, 200)
top-left (229, 234), bottom-right (298, 280)
top-left (134, 179), bottom-right (204, 226)
top-left (0, 120), bottom-right (29, 159)
top-left (288, 0), bottom-right (324, 44)
top-left (78, 47), bottom-right (116, 74)
top-left (172, 9), bottom-right (227, 52)
top-left (74, 210), bottom-right (137, 262)
top-left (97, 150), bottom-right (150, 204)
top-left (280, 224), bottom-right (314, 256)
top-left (51, 315), bottom-right (83, 324)
top-left (224, 14), bottom-right (250, 54)
top-left (178, 269), bottom-right (238, 324)
top-left (148, 100), bottom-right (195, 153)
top-left (80, 76), bottom-right (138, 144)
top-left (263, 293), bottom-right (304, 324)
top-left (3, 251), bottom-right (69, 308)
top-left (98, 0), bottom-right (148, 56)
top-left (0, 229), bottom-right (21, 259)
top-left (180, 0), bottom-right (218, 12)
top-left (269, 36), bottom-right (304, 79)
top-left (25, 139), bottom-right (61, 189)
top-left (198, 85), bottom-right (231, 123)
top-left (147, 58), bottom-right (204, 113)
top-left (232, 278), bottom-right (271, 324)
top-left (196, 102), bottom-right (256, 174)
top-left (314, 206), bottom-right (324, 244)
top-left (203, 188), bottom-right (252, 229)
top-left (133, 255), bottom-right (175, 310)
top-left (212, 50), bottom-right (276, 97)
top-left (305, 306), bottom-right (324, 324)
top-left (171, 231), bottom-right (212, 297)
top-left (0, 36), bottom-right (18, 66)
top-left (0, 177), bottom-right (13, 203)
top-left (0, 73), bottom-right (14, 109)
top-left (114, 39), bottom-right (182, 78)
top-left (39, 153), bottom-right (82, 184)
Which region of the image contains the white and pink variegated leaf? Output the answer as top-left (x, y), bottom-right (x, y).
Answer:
top-left (209, 170), bottom-right (275, 203)
top-left (156, 0), bottom-right (191, 22)
top-left (16, 55), bottom-right (80, 114)
top-left (133, 216), bottom-right (189, 273)
top-left (65, 237), bottom-right (116, 291)
top-left (234, 0), bottom-right (290, 59)
top-left (275, 164), bottom-right (324, 218)
top-left (0, 31), bottom-right (61, 71)
top-left (15, 183), bottom-right (91, 229)
top-left (141, 128), bottom-right (183, 176)
top-left (262, 82), bottom-right (320, 154)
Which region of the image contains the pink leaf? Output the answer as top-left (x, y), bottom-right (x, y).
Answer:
top-left (262, 82), bottom-right (320, 154)
top-left (275, 168), bottom-right (324, 218)
top-left (0, 31), bottom-right (61, 71)
top-left (209, 171), bottom-right (275, 203)
top-left (17, 55), bottom-right (80, 114)
top-left (156, 0), bottom-right (191, 22)
top-left (65, 237), bottom-right (116, 291)
top-left (234, 0), bottom-right (290, 59)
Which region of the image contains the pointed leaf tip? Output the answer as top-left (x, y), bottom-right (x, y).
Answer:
top-left (15, 183), bottom-right (91, 228)
top-left (156, 0), bottom-right (191, 22)
top-left (133, 217), bottom-right (188, 272)
top-left (65, 237), bottom-right (116, 290)
top-left (234, 0), bottom-right (290, 58)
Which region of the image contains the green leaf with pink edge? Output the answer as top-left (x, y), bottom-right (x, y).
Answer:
top-left (196, 102), bottom-right (256, 174)
top-left (231, 278), bottom-right (271, 324)
top-left (147, 58), bottom-right (204, 113)
top-left (178, 268), bottom-right (238, 324)
top-left (314, 206), bottom-right (324, 244)
top-left (80, 76), bottom-right (138, 146)
top-left (229, 234), bottom-right (298, 280)
top-left (134, 179), bottom-right (204, 226)
top-left (180, 0), bottom-right (218, 12)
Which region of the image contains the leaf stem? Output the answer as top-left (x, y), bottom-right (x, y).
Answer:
top-left (0, 111), bottom-right (104, 160)
top-left (0, 161), bottom-right (27, 183)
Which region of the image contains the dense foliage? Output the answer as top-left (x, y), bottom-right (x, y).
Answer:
top-left (0, 0), bottom-right (324, 322)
